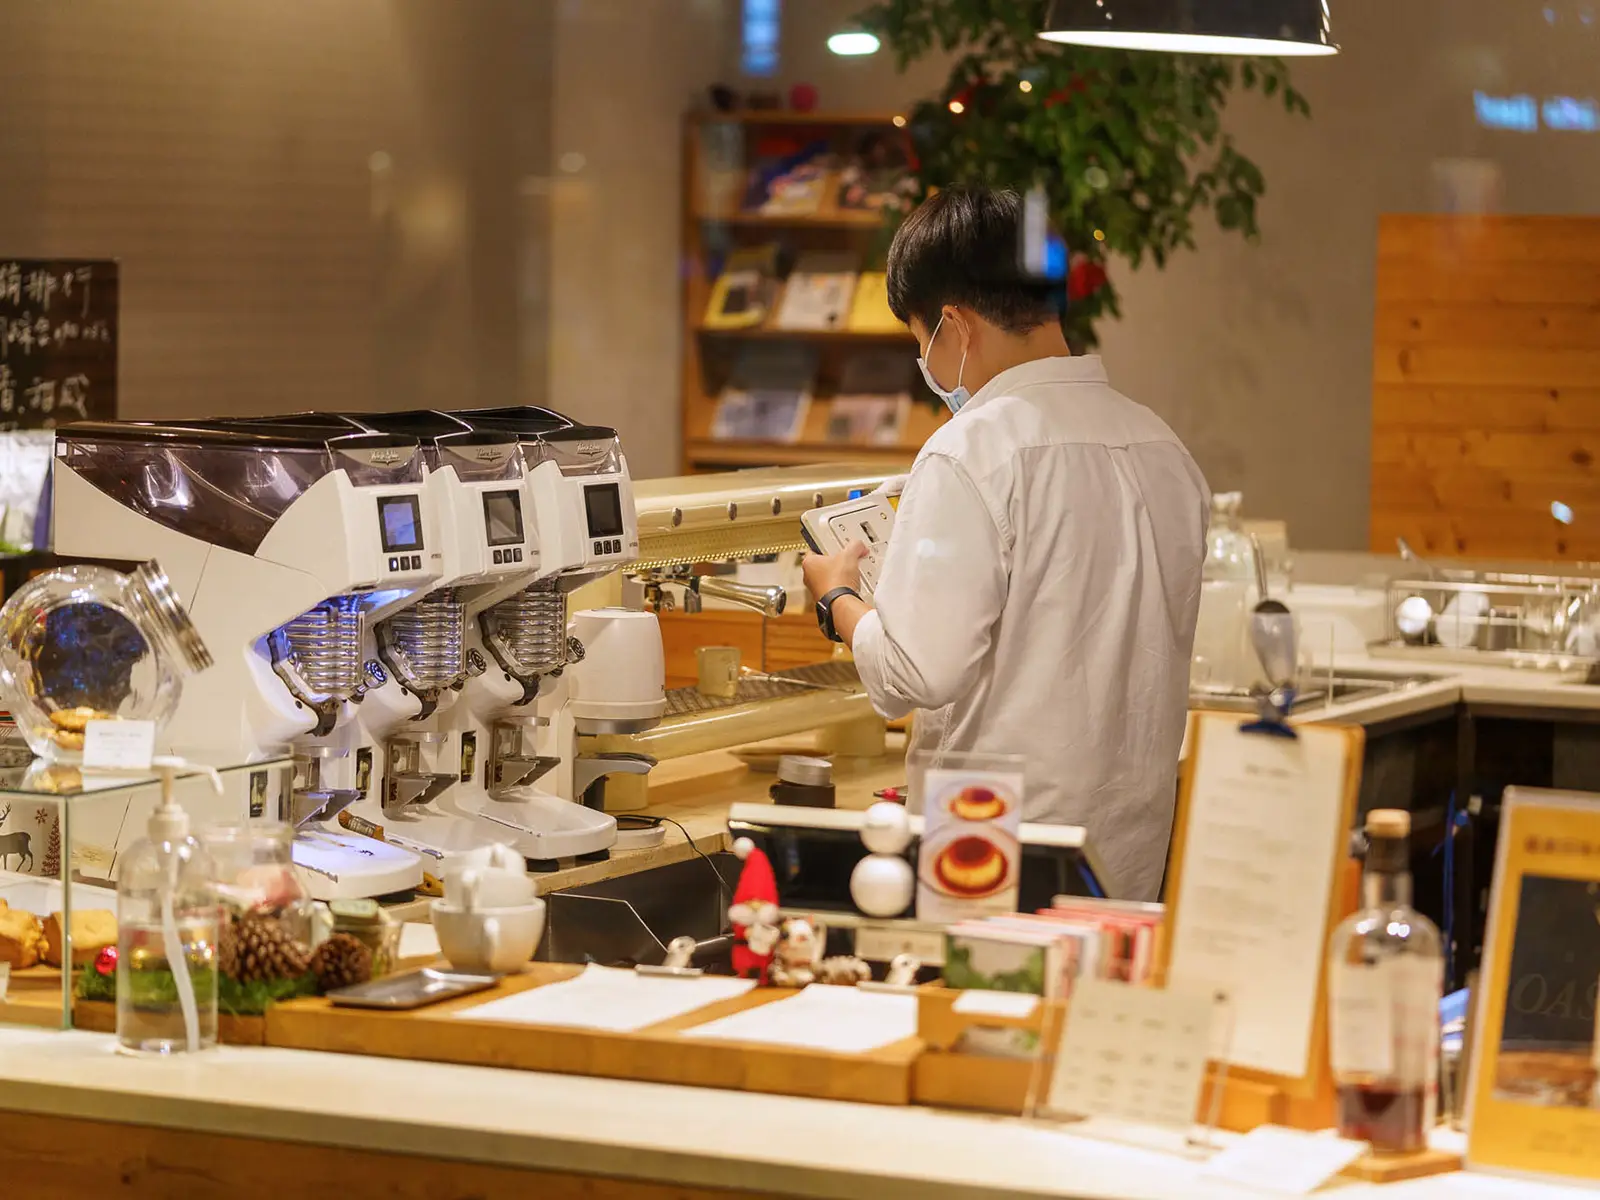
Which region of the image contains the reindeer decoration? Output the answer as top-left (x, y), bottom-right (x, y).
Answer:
top-left (0, 804), bottom-right (34, 871)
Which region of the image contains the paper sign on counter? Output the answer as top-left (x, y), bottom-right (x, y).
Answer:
top-left (81, 719), bottom-right (155, 772)
top-left (456, 964), bottom-right (754, 1033)
top-left (1199, 1125), bottom-right (1368, 1194)
top-left (953, 990), bottom-right (1039, 1019)
top-left (682, 985), bottom-right (917, 1053)
top-left (1044, 977), bottom-right (1213, 1131)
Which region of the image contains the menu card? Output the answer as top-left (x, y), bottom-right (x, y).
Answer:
top-left (1165, 714), bottom-right (1353, 1078)
top-left (1043, 977), bottom-right (1214, 1130)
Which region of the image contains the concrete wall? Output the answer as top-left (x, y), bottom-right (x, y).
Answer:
top-left (0, 0), bottom-right (554, 421)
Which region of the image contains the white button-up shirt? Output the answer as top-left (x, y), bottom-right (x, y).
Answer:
top-left (852, 356), bottom-right (1209, 900)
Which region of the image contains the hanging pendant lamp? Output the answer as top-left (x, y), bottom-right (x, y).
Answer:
top-left (1040, 0), bottom-right (1337, 56)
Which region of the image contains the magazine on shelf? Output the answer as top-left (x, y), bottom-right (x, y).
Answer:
top-left (712, 342), bottom-right (819, 443)
top-left (775, 252), bottom-right (859, 331)
top-left (847, 272), bottom-right (902, 334)
top-left (703, 243), bottom-right (781, 330)
top-left (828, 351), bottom-right (913, 445)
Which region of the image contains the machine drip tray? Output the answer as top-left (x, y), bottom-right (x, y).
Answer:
top-left (539, 852), bottom-right (738, 970)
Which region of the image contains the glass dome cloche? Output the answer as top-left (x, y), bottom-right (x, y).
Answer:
top-left (0, 560), bottom-right (213, 763)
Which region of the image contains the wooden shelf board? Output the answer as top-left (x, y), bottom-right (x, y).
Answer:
top-left (691, 111), bottom-right (905, 128)
top-left (695, 324), bottom-right (911, 343)
top-left (699, 210), bottom-right (887, 230)
top-left (684, 438), bottom-right (920, 469)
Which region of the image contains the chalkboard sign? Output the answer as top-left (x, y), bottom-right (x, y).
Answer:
top-left (0, 258), bottom-right (117, 430)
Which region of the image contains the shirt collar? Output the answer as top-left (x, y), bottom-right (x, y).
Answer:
top-left (962, 355), bottom-right (1108, 412)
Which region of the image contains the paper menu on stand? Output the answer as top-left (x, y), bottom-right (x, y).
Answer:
top-left (1165, 714), bottom-right (1354, 1078)
top-left (681, 985), bottom-right (918, 1054)
top-left (454, 964), bottom-right (754, 1033)
top-left (1043, 977), bottom-right (1214, 1130)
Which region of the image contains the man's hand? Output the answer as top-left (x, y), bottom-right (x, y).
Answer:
top-left (801, 542), bottom-right (868, 600)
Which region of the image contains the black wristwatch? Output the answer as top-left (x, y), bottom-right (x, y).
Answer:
top-left (815, 586), bottom-right (861, 643)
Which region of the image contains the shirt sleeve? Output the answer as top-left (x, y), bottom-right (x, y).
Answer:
top-left (852, 453), bottom-right (1009, 720)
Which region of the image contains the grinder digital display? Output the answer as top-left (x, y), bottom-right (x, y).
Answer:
top-left (378, 495), bottom-right (424, 552)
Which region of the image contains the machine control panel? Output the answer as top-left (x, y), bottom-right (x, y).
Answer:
top-left (376, 494), bottom-right (433, 580)
top-left (482, 487), bottom-right (528, 567)
top-left (583, 482), bottom-right (633, 562)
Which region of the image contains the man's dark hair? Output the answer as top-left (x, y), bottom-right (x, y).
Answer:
top-left (886, 187), bottom-right (1064, 335)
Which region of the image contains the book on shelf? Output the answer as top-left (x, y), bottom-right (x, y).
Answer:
top-left (774, 252), bottom-right (860, 331)
top-left (827, 351), bottom-right (913, 446)
top-left (711, 342), bottom-right (819, 443)
top-left (835, 129), bottom-right (917, 217)
top-left (703, 243), bottom-right (781, 330)
top-left (743, 139), bottom-right (834, 216)
top-left (846, 272), bottom-right (902, 334)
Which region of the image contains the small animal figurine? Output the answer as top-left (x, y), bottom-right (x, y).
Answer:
top-left (767, 915), bottom-right (826, 988)
top-left (815, 954), bottom-right (872, 986)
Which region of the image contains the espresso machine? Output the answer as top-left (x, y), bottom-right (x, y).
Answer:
top-left (50, 417), bottom-right (430, 898)
top-left (436, 406), bottom-right (667, 866)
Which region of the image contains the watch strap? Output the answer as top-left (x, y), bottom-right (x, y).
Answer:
top-left (816, 586), bottom-right (861, 642)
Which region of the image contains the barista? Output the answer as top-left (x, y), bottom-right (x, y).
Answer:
top-left (800, 187), bottom-right (1209, 901)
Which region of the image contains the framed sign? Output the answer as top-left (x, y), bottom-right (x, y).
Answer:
top-left (1160, 712), bottom-right (1364, 1126)
top-left (1466, 786), bottom-right (1600, 1184)
top-left (0, 258), bottom-right (118, 430)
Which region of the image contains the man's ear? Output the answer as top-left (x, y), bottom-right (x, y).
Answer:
top-left (944, 305), bottom-right (974, 353)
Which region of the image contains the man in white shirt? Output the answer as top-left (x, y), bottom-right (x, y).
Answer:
top-left (801, 187), bottom-right (1209, 900)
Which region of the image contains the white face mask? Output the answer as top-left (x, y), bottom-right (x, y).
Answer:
top-left (916, 312), bottom-right (971, 414)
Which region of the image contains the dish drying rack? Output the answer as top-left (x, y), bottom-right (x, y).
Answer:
top-left (1370, 570), bottom-right (1600, 671)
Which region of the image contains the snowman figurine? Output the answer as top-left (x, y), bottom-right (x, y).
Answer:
top-left (849, 801), bottom-right (915, 918)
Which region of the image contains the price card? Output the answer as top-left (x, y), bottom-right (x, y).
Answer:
top-left (1044, 977), bottom-right (1213, 1131)
top-left (1200, 1125), bottom-right (1369, 1194)
top-left (81, 719), bottom-right (155, 772)
top-left (0, 962), bottom-right (9, 1002)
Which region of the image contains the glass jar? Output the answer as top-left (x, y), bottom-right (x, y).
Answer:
top-left (1191, 492), bottom-right (1261, 695)
top-left (205, 822), bottom-right (314, 946)
top-left (0, 561), bottom-right (212, 763)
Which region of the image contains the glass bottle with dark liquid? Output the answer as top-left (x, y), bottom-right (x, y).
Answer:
top-left (1327, 809), bottom-right (1443, 1154)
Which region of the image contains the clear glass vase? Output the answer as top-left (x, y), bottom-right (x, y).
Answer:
top-left (205, 822), bottom-right (315, 945)
top-left (0, 560), bottom-right (212, 762)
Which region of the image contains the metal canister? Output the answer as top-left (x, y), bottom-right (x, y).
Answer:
top-left (770, 755), bottom-right (835, 808)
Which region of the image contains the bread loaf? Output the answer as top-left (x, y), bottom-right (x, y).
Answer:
top-left (43, 909), bottom-right (117, 968)
top-left (0, 909), bottom-right (44, 969)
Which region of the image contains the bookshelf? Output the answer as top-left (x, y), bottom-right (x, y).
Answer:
top-left (680, 110), bottom-right (947, 473)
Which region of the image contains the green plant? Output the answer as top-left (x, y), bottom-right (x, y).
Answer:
top-left (857, 0), bottom-right (1312, 351)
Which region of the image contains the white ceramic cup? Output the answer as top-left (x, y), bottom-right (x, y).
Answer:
top-left (431, 897), bottom-right (546, 974)
top-left (443, 865), bottom-right (535, 910)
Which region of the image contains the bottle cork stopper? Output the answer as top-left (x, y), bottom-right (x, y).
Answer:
top-left (1366, 809), bottom-right (1410, 838)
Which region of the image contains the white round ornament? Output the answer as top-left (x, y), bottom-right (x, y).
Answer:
top-left (850, 854), bottom-right (914, 917)
top-left (859, 801), bottom-right (912, 855)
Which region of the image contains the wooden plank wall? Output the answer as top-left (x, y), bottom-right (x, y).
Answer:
top-left (1372, 214), bottom-right (1600, 560)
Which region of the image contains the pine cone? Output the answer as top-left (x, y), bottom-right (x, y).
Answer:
top-left (310, 933), bottom-right (373, 992)
top-left (221, 911), bottom-right (310, 984)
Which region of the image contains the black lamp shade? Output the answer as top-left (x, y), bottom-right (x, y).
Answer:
top-left (1040, 0), bottom-right (1337, 56)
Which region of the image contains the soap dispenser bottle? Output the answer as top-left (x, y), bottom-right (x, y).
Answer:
top-left (116, 757), bottom-right (224, 1055)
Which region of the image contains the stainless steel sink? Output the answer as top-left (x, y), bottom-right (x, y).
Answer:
top-left (1192, 670), bottom-right (1449, 715)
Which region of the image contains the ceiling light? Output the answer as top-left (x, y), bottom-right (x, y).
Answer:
top-left (1040, 0), bottom-right (1338, 56)
top-left (828, 30), bottom-right (881, 56)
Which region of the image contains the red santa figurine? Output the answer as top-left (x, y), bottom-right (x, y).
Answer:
top-left (728, 837), bottom-right (781, 983)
